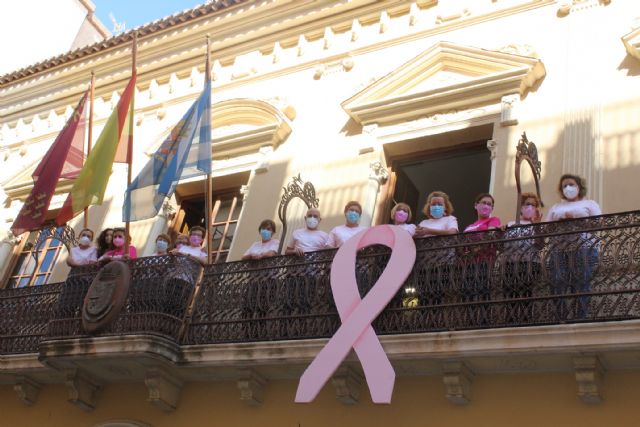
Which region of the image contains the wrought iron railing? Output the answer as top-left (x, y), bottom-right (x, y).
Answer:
top-left (47, 255), bottom-right (202, 342)
top-left (1, 211), bottom-right (640, 354)
top-left (184, 211), bottom-right (640, 344)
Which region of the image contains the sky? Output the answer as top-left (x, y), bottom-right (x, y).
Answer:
top-left (92, 0), bottom-right (207, 34)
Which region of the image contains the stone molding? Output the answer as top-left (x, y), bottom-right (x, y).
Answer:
top-left (622, 26), bottom-right (640, 60)
top-left (331, 366), bottom-right (364, 405)
top-left (442, 361), bottom-right (473, 405)
top-left (342, 41), bottom-right (545, 126)
top-left (237, 368), bottom-right (267, 406)
top-left (573, 355), bottom-right (605, 404)
top-left (65, 369), bottom-right (102, 412)
top-left (145, 367), bottom-right (183, 412)
top-left (13, 376), bottom-right (41, 406)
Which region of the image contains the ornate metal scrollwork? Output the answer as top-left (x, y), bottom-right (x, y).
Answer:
top-left (277, 174), bottom-right (320, 253)
top-left (515, 132), bottom-right (544, 224)
top-left (32, 224), bottom-right (77, 263)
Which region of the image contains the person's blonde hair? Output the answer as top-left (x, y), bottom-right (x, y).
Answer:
top-left (422, 191), bottom-right (454, 219)
top-left (390, 202), bottom-right (412, 223)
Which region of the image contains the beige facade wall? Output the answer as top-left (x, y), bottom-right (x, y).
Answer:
top-left (1, 371), bottom-right (639, 426)
top-left (1, 0), bottom-right (640, 277)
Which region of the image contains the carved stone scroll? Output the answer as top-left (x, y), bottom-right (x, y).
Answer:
top-left (514, 132), bottom-right (543, 224)
top-left (277, 174), bottom-right (319, 253)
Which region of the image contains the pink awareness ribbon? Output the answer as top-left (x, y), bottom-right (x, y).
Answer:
top-left (295, 225), bottom-right (416, 403)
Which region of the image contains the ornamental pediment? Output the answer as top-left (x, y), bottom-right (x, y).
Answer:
top-left (2, 157), bottom-right (73, 201)
top-left (622, 26), bottom-right (640, 60)
top-left (342, 41), bottom-right (546, 126)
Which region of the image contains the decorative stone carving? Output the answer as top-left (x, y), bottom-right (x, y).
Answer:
top-left (240, 185), bottom-right (249, 202)
top-left (255, 146), bottom-right (274, 173)
top-left (350, 19), bottom-right (361, 41)
top-left (500, 94), bottom-right (520, 126)
top-left (558, 0), bottom-right (611, 17)
top-left (82, 261), bottom-right (131, 333)
top-left (189, 67), bottom-right (200, 87)
top-left (574, 356), bottom-right (604, 404)
top-left (148, 79), bottom-right (159, 100)
top-left (14, 377), bottom-right (41, 406)
top-left (156, 108), bottom-right (166, 121)
top-left (323, 27), bottom-right (334, 50)
top-left (369, 161), bottom-right (389, 185)
top-left (313, 56), bottom-right (355, 80)
top-left (232, 51), bottom-right (261, 80)
top-left (497, 44), bottom-right (538, 58)
top-left (409, 3), bottom-right (420, 26)
top-left (331, 367), bottom-right (363, 405)
top-left (168, 73), bottom-right (179, 94)
top-left (622, 24), bottom-right (640, 60)
top-left (436, 7), bottom-right (471, 24)
top-left (297, 35), bottom-right (308, 57)
top-left (237, 369), bottom-right (267, 406)
top-left (65, 369), bottom-right (101, 411)
top-left (212, 60), bottom-right (223, 81)
top-left (379, 10), bottom-right (391, 33)
top-left (160, 200), bottom-right (176, 219)
top-left (486, 139), bottom-right (498, 161)
top-left (145, 368), bottom-right (183, 412)
top-left (272, 42), bottom-right (283, 64)
top-left (442, 361), bottom-right (474, 405)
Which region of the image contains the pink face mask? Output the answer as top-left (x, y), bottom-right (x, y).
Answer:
top-left (113, 236), bottom-right (125, 248)
top-left (394, 210), bottom-right (409, 223)
top-left (190, 235), bottom-right (203, 246)
top-left (476, 204), bottom-right (493, 217)
top-left (521, 205), bottom-right (537, 220)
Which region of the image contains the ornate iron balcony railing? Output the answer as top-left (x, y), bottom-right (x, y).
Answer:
top-left (1, 211), bottom-right (639, 355)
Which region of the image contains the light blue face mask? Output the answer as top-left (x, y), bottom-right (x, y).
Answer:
top-left (260, 229), bottom-right (273, 240)
top-left (346, 210), bottom-right (360, 224)
top-left (430, 205), bottom-right (445, 219)
top-left (156, 240), bottom-right (169, 252)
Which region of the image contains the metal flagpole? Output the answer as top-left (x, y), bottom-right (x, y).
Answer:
top-left (125, 33), bottom-right (137, 256)
top-left (83, 71), bottom-right (95, 229)
top-left (205, 35), bottom-right (213, 264)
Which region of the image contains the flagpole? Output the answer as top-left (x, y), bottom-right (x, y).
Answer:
top-left (125, 33), bottom-right (137, 256)
top-left (83, 71), bottom-right (95, 229)
top-left (204, 35), bottom-right (213, 264)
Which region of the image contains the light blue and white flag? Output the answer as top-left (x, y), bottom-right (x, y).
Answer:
top-left (123, 81), bottom-right (211, 221)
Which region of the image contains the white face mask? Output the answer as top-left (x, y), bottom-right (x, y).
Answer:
top-left (306, 217), bottom-right (319, 229)
top-left (79, 236), bottom-right (91, 246)
top-left (563, 184), bottom-right (579, 200)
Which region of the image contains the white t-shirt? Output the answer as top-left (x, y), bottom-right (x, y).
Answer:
top-left (327, 225), bottom-right (367, 248)
top-left (395, 223), bottom-right (416, 236)
top-left (244, 239), bottom-right (280, 257)
top-left (177, 245), bottom-right (207, 259)
top-left (545, 199), bottom-right (602, 222)
top-left (288, 228), bottom-right (329, 253)
top-left (418, 216), bottom-right (459, 236)
top-left (70, 245), bottom-right (98, 265)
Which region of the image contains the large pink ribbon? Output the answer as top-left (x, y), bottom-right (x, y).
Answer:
top-left (295, 225), bottom-right (416, 403)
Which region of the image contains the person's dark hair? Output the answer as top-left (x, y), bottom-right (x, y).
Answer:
top-left (190, 225), bottom-right (206, 238)
top-left (343, 201), bottom-right (362, 214)
top-left (258, 219), bottom-right (276, 233)
top-left (474, 193), bottom-right (495, 206)
top-left (558, 173), bottom-right (587, 200)
top-left (96, 228), bottom-right (113, 258)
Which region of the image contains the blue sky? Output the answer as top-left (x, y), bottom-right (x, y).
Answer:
top-left (93, 0), bottom-right (206, 33)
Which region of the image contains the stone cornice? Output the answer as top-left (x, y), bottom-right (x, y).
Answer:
top-left (0, 0), bottom-right (554, 129)
top-left (622, 26), bottom-right (640, 60)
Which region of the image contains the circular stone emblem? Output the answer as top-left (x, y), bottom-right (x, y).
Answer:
top-left (82, 260), bottom-right (131, 333)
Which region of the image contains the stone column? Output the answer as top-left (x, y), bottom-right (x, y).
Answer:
top-left (361, 160), bottom-right (389, 227)
top-left (0, 230), bottom-right (18, 282)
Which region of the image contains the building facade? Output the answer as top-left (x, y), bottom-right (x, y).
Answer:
top-left (1, 0), bottom-right (640, 426)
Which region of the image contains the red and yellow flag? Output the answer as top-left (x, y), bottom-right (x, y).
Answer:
top-left (10, 91), bottom-right (88, 236)
top-left (56, 75), bottom-right (136, 225)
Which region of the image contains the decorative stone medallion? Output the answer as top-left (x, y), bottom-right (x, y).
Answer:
top-left (82, 261), bottom-right (131, 333)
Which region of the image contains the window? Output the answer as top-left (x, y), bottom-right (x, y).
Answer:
top-left (173, 190), bottom-right (244, 263)
top-left (6, 226), bottom-right (67, 288)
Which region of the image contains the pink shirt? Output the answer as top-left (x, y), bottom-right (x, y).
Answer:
top-left (244, 239), bottom-right (280, 258)
top-left (327, 225), bottom-right (367, 248)
top-left (544, 199), bottom-right (602, 222)
top-left (418, 216), bottom-right (459, 236)
top-left (288, 228), bottom-right (329, 253)
top-left (102, 245), bottom-right (137, 260)
top-left (464, 217), bottom-right (501, 232)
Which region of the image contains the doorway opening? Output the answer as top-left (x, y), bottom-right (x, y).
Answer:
top-left (383, 125), bottom-right (494, 229)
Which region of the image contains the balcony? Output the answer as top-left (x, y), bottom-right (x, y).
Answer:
top-left (1, 211), bottom-right (640, 408)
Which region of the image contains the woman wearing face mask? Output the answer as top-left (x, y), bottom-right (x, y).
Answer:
top-left (327, 201), bottom-right (367, 248)
top-left (464, 193), bottom-right (501, 232)
top-left (172, 226), bottom-right (207, 264)
top-left (242, 219), bottom-right (280, 260)
top-left (67, 228), bottom-right (98, 267)
top-left (96, 228), bottom-right (114, 258)
top-left (415, 191), bottom-right (459, 237)
top-left (174, 234), bottom-right (189, 250)
top-left (545, 174), bottom-right (601, 319)
top-left (499, 193), bottom-right (544, 323)
top-left (390, 203), bottom-right (416, 236)
top-left (99, 227), bottom-right (137, 261)
top-left (153, 233), bottom-right (172, 256)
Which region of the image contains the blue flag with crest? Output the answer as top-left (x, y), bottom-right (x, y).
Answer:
top-left (123, 81), bottom-right (211, 221)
